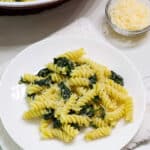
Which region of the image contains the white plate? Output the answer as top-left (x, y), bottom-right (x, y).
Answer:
top-left (0, 37), bottom-right (146, 150)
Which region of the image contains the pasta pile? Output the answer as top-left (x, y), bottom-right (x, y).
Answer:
top-left (20, 48), bottom-right (133, 142)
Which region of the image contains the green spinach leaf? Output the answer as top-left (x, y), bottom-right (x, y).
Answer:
top-left (54, 57), bottom-right (74, 75)
top-left (89, 74), bottom-right (97, 88)
top-left (27, 93), bottom-right (36, 100)
top-left (71, 123), bottom-right (80, 130)
top-left (99, 104), bottom-right (106, 119)
top-left (58, 82), bottom-right (71, 100)
top-left (53, 118), bottom-right (62, 128)
top-left (34, 76), bottom-right (51, 87)
top-left (69, 109), bottom-right (76, 115)
top-left (37, 68), bottom-right (52, 77)
top-left (43, 108), bottom-right (54, 120)
top-left (110, 71), bottom-right (124, 86)
top-left (93, 95), bottom-right (101, 103)
top-left (79, 104), bottom-right (95, 117)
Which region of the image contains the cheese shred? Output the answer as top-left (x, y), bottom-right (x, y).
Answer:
top-left (109, 0), bottom-right (150, 31)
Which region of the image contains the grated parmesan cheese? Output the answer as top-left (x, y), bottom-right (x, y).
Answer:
top-left (109, 0), bottom-right (150, 31)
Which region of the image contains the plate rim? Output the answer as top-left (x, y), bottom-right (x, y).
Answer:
top-left (0, 36), bottom-right (146, 149)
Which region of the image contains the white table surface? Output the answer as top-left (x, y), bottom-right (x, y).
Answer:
top-left (0, 0), bottom-right (150, 149)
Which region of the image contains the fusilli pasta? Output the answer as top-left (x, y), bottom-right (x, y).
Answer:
top-left (84, 126), bottom-right (111, 140)
top-left (21, 48), bottom-right (133, 143)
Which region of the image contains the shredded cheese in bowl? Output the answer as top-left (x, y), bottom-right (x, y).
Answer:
top-left (109, 0), bottom-right (150, 31)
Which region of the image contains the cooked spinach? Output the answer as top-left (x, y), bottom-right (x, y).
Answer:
top-left (75, 62), bottom-right (81, 66)
top-left (90, 123), bottom-right (97, 129)
top-left (69, 109), bottom-right (76, 115)
top-left (53, 118), bottom-right (62, 128)
top-left (34, 76), bottom-right (51, 87)
top-left (54, 57), bottom-right (69, 67)
top-left (99, 104), bottom-right (106, 119)
top-left (71, 123), bottom-right (80, 130)
top-left (43, 109), bottom-right (62, 129)
top-left (27, 93), bottom-right (36, 99)
top-left (43, 108), bottom-right (54, 120)
top-left (37, 68), bottom-right (52, 77)
top-left (89, 74), bottom-right (97, 88)
top-left (58, 82), bottom-right (71, 100)
top-left (79, 104), bottom-right (95, 117)
top-left (110, 71), bottom-right (124, 86)
top-left (93, 95), bottom-right (101, 103)
top-left (54, 57), bottom-right (74, 75)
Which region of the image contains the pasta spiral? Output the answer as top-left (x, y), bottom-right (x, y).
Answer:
top-left (124, 99), bottom-right (133, 122)
top-left (26, 84), bottom-right (44, 95)
top-left (61, 94), bottom-right (78, 115)
top-left (71, 66), bottom-right (94, 78)
top-left (68, 77), bottom-right (89, 87)
top-left (46, 63), bottom-right (67, 75)
top-left (40, 128), bottom-right (54, 139)
top-left (75, 87), bottom-right (88, 96)
top-left (60, 115), bottom-right (90, 127)
top-left (42, 85), bottom-right (60, 97)
top-left (99, 90), bottom-right (117, 110)
top-left (105, 105), bottom-right (125, 122)
top-left (62, 124), bottom-right (79, 138)
top-left (43, 128), bottom-right (73, 142)
top-left (78, 58), bottom-right (111, 79)
top-left (40, 119), bottom-right (51, 138)
top-left (40, 119), bottom-right (51, 130)
top-left (21, 73), bottom-right (42, 84)
top-left (105, 85), bottom-right (130, 104)
top-left (51, 73), bottom-right (63, 83)
top-left (23, 109), bottom-right (47, 120)
top-left (59, 48), bottom-right (85, 61)
top-left (91, 118), bottom-right (106, 128)
top-left (74, 89), bottom-right (96, 110)
top-left (104, 78), bottom-right (127, 94)
top-left (30, 100), bottom-right (57, 110)
top-left (84, 126), bottom-right (111, 140)
top-left (95, 83), bottom-right (117, 110)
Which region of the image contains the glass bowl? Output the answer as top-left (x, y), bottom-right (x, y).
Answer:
top-left (105, 0), bottom-right (150, 36)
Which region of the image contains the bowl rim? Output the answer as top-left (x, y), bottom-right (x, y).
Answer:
top-left (105, 0), bottom-right (150, 36)
top-left (0, 0), bottom-right (63, 7)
